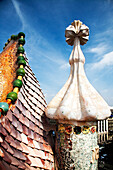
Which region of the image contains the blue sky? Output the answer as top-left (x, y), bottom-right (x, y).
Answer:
top-left (0, 0), bottom-right (113, 106)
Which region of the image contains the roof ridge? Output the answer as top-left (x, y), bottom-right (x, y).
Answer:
top-left (0, 32), bottom-right (26, 119)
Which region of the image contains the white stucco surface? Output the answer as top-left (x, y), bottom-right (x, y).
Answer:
top-left (46, 20), bottom-right (111, 125)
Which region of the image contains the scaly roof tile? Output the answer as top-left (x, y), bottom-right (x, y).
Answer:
top-left (22, 125), bottom-right (28, 135)
top-left (21, 133), bottom-right (28, 144)
top-left (3, 118), bottom-right (11, 133)
top-left (27, 155), bottom-right (44, 168)
top-left (17, 120), bottom-right (23, 132)
top-left (2, 148), bottom-right (12, 164)
top-left (6, 110), bottom-right (13, 122)
top-left (10, 165), bottom-right (18, 170)
top-left (0, 160), bottom-right (12, 170)
top-left (20, 143), bottom-right (29, 154)
top-left (0, 35), bottom-right (54, 169)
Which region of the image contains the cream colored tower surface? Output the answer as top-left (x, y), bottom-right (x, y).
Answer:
top-left (46, 20), bottom-right (111, 126)
top-left (46, 20), bottom-right (111, 170)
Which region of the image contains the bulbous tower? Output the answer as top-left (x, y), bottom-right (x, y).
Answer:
top-left (46, 20), bottom-right (111, 169)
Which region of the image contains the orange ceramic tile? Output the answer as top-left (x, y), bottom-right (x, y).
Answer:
top-left (22, 125), bottom-right (28, 136)
top-left (32, 140), bottom-right (41, 150)
top-left (17, 121), bottom-right (23, 132)
top-left (6, 143), bottom-right (14, 155)
top-left (24, 155), bottom-right (32, 165)
top-left (0, 160), bottom-right (12, 170)
top-left (0, 124), bottom-right (7, 136)
top-left (18, 161), bottom-right (26, 169)
top-left (0, 136), bottom-right (3, 143)
top-left (12, 115), bottom-right (18, 128)
top-left (24, 116), bottom-right (29, 127)
top-left (13, 148), bottom-right (26, 161)
top-left (13, 107), bottom-right (20, 119)
top-left (9, 153), bottom-right (20, 166)
top-left (34, 149), bottom-right (46, 159)
top-left (24, 110), bottom-right (31, 120)
top-left (10, 165), bottom-right (18, 170)
top-left (27, 155), bottom-right (44, 168)
top-left (3, 118), bottom-right (11, 133)
top-left (28, 147), bottom-right (37, 157)
top-left (45, 160), bottom-right (52, 170)
top-left (28, 129), bottom-right (34, 139)
top-left (20, 143), bottom-right (29, 154)
top-left (27, 137), bottom-right (35, 148)
top-left (1, 141), bottom-right (8, 150)
top-left (10, 125), bottom-right (17, 139)
top-left (16, 131), bottom-right (22, 142)
top-left (15, 140), bottom-right (23, 151)
top-left (30, 114), bottom-right (36, 123)
top-left (21, 133), bottom-right (28, 144)
top-left (6, 110), bottom-right (13, 122)
top-left (0, 147), bottom-right (4, 158)
top-left (2, 148), bottom-right (12, 164)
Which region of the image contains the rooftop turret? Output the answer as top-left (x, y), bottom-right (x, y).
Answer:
top-left (46, 20), bottom-right (111, 126)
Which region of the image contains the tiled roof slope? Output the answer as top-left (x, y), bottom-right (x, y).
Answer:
top-left (0, 38), bottom-right (54, 169)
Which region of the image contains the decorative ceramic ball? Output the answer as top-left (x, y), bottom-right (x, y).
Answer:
top-left (6, 92), bottom-right (18, 103)
top-left (11, 35), bottom-right (15, 40)
top-left (14, 35), bottom-right (18, 40)
top-left (0, 102), bottom-right (9, 115)
top-left (18, 60), bottom-right (26, 67)
top-left (7, 38), bottom-right (11, 43)
top-left (17, 56), bottom-right (25, 61)
top-left (13, 79), bottom-right (23, 88)
top-left (5, 42), bottom-right (8, 46)
top-left (18, 38), bottom-right (25, 45)
top-left (17, 46), bottom-right (25, 54)
top-left (18, 32), bottom-right (25, 38)
top-left (16, 68), bottom-right (25, 76)
top-left (11, 35), bottom-right (18, 40)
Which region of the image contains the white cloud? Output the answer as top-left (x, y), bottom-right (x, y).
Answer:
top-left (99, 88), bottom-right (113, 107)
top-left (60, 62), bottom-right (70, 70)
top-left (86, 43), bottom-right (108, 55)
top-left (92, 51), bottom-right (113, 69)
top-left (11, 0), bottom-right (26, 29)
top-left (11, 0), bottom-right (68, 70)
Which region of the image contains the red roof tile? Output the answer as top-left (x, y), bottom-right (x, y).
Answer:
top-left (0, 160), bottom-right (12, 170)
top-left (18, 161), bottom-right (26, 169)
top-left (17, 121), bottom-right (23, 132)
top-left (21, 133), bottom-right (28, 144)
top-left (2, 148), bottom-right (12, 164)
top-left (0, 136), bottom-right (3, 143)
top-left (10, 125), bottom-right (17, 138)
top-left (10, 165), bottom-right (18, 170)
top-left (20, 143), bottom-right (29, 154)
top-left (0, 148), bottom-right (4, 157)
top-left (0, 38), bottom-right (54, 169)
top-left (7, 110), bottom-right (13, 122)
top-left (27, 137), bottom-right (35, 148)
top-left (3, 118), bottom-right (11, 133)
top-left (27, 155), bottom-right (44, 168)
top-left (16, 131), bottom-right (22, 142)
top-left (15, 140), bottom-right (23, 151)
top-left (13, 107), bottom-right (20, 119)
top-left (1, 141), bottom-right (8, 150)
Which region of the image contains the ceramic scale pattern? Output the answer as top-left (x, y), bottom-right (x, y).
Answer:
top-left (55, 124), bottom-right (98, 170)
top-left (0, 39), bottom-right (54, 169)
